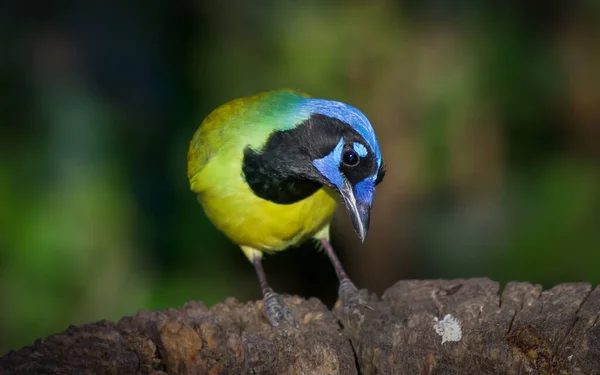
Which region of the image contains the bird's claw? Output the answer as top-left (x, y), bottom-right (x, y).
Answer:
top-left (339, 278), bottom-right (371, 314)
top-left (263, 292), bottom-right (299, 329)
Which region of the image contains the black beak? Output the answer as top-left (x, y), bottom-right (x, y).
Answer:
top-left (339, 178), bottom-right (371, 243)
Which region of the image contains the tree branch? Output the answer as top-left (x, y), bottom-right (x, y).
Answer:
top-left (2, 278), bottom-right (600, 374)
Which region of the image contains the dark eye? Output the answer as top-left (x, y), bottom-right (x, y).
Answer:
top-left (342, 149), bottom-right (360, 167)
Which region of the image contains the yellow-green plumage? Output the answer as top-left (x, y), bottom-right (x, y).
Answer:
top-left (188, 89), bottom-right (384, 328)
top-left (187, 90), bottom-right (338, 261)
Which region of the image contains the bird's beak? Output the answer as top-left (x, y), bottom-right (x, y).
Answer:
top-left (339, 178), bottom-right (371, 243)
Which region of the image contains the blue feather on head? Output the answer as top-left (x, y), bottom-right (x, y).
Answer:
top-left (299, 99), bottom-right (382, 168)
top-left (297, 97), bottom-right (384, 241)
top-left (299, 98), bottom-right (382, 199)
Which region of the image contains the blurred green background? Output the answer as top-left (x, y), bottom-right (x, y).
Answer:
top-left (1, 0), bottom-right (599, 355)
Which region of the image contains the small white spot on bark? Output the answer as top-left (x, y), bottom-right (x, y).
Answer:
top-left (433, 314), bottom-right (462, 344)
top-left (568, 355), bottom-right (573, 361)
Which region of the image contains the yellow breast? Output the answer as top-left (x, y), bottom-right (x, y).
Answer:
top-left (196, 168), bottom-right (338, 252)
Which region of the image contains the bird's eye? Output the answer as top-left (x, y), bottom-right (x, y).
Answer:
top-left (342, 149), bottom-right (360, 167)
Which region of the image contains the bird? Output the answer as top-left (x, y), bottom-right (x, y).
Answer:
top-left (187, 89), bottom-right (385, 328)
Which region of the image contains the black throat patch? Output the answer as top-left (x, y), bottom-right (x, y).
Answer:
top-left (241, 114), bottom-right (381, 204)
top-left (242, 114), bottom-right (342, 204)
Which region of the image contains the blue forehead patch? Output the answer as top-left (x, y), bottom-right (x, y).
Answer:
top-left (354, 176), bottom-right (376, 206)
top-left (298, 98), bottom-right (382, 167)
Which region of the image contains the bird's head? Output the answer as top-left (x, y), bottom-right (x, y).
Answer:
top-left (242, 93), bottom-right (385, 242)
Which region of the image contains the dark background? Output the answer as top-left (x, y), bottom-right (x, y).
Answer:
top-left (1, 0), bottom-right (599, 355)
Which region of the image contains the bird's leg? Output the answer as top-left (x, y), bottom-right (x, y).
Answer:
top-left (320, 238), bottom-right (365, 313)
top-left (252, 255), bottom-right (299, 329)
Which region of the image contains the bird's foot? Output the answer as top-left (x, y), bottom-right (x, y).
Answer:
top-left (339, 278), bottom-right (371, 314)
top-left (263, 290), bottom-right (299, 329)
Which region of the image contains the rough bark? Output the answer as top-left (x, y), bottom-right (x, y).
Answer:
top-left (2, 278), bottom-right (599, 375)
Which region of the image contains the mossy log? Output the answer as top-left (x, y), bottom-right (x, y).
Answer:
top-left (2, 278), bottom-right (600, 374)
